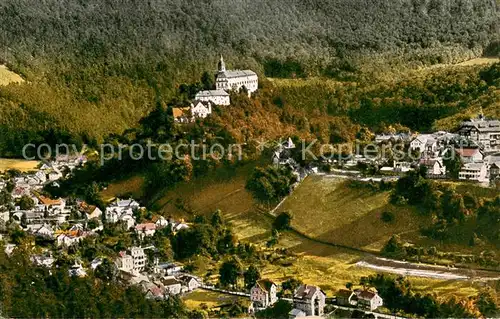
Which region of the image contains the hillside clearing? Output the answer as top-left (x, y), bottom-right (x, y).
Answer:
top-left (277, 175), bottom-right (428, 252)
top-left (0, 65), bottom-right (24, 86)
top-left (182, 290), bottom-right (248, 310)
top-left (0, 158), bottom-right (39, 172)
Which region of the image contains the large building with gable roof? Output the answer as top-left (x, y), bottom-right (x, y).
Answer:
top-left (215, 55), bottom-right (258, 93)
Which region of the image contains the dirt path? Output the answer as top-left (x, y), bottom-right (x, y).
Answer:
top-left (356, 257), bottom-right (500, 281)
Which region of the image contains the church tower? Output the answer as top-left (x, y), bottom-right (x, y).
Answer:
top-left (217, 54), bottom-right (226, 73)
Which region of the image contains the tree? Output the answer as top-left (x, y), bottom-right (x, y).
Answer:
top-left (5, 179), bottom-right (15, 193)
top-left (273, 212), bottom-right (292, 231)
top-left (201, 71), bottom-right (214, 90)
top-left (382, 235), bottom-right (406, 257)
top-left (281, 278), bottom-right (302, 294)
top-left (95, 258), bottom-right (117, 281)
top-left (87, 219), bottom-right (99, 230)
top-left (243, 265), bottom-right (261, 290)
top-left (246, 166), bottom-right (297, 202)
top-left (443, 149), bottom-right (462, 179)
top-left (219, 258), bottom-right (241, 288)
top-left (476, 288), bottom-right (499, 317)
top-left (17, 195), bottom-right (34, 210)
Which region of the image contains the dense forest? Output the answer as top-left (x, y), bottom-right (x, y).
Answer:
top-left (1, 0), bottom-right (499, 74)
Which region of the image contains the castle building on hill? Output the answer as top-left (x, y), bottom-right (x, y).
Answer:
top-left (194, 89), bottom-right (230, 106)
top-left (215, 55), bottom-right (258, 93)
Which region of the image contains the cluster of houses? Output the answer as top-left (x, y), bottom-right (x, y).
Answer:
top-left (0, 155), bottom-right (200, 300)
top-left (172, 55), bottom-right (258, 123)
top-left (375, 114), bottom-right (500, 185)
top-left (114, 245), bottom-right (202, 300)
top-left (249, 279), bottom-right (384, 318)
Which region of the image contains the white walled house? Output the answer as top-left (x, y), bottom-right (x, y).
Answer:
top-left (190, 100), bottom-right (212, 119)
top-left (215, 55), bottom-right (258, 94)
top-left (410, 134), bottom-right (433, 153)
top-left (130, 247), bottom-right (147, 273)
top-left (419, 158), bottom-right (446, 177)
top-left (116, 252), bottom-right (134, 273)
top-left (135, 223), bottom-right (157, 240)
top-left (355, 290), bottom-right (384, 311)
top-left (458, 116), bottom-right (500, 153)
top-left (459, 162), bottom-right (489, 182)
top-left (195, 90), bottom-right (230, 106)
top-left (250, 279), bottom-right (278, 309)
top-left (291, 284), bottom-right (326, 317)
top-left (455, 147), bottom-right (484, 163)
top-left (162, 277), bottom-right (183, 296)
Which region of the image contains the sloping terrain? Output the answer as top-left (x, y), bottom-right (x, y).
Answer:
top-left (0, 65), bottom-right (23, 85)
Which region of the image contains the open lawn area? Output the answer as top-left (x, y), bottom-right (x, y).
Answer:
top-left (0, 158), bottom-right (39, 172)
top-left (277, 175), bottom-right (429, 252)
top-left (182, 290), bottom-right (248, 310)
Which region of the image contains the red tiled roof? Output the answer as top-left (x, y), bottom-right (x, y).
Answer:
top-left (38, 195), bottom-right (62, 206)
top-left (455, 148), bottom-right (480, 158)
top-left (135, 223), bottom-right (156, 231)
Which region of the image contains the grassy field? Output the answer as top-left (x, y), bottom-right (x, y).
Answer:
top-left (100, 175), bottom-right (145, 201)
top-left (456, 57), bottom-right (500, 66)
top-left (0, 65), bottom-right (24, 86)
top-left (102, 168), bottom-right (486, 300)
top-left (277, 176), bottom-right (428, 252)
top-left (0, 158), bottom-right (39, 172)
top-left (182, 290), bottom-right (249, 310)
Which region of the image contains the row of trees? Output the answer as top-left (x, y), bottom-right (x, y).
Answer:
top-left (0, 241), bottom-right (190, 318)
top-left (365, 274), bottom-right (498, 318)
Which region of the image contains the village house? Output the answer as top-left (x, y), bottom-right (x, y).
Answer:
top-left (336, 289), bottom-right (358, 307)
top-left (195, 89), bottom-right (230, 106)
top-left (105, 206), bottom-right (136, 229)
top-left (459, 162), bottom-right (489, 183)
top-left (374, 133), bottom-right (411, 144)
top-left (131, 246), bottom-right (147, 273)
top-left (78, 201), bottom-right (102, 220)
top-left (172, 107), bottom-right (192, 123)
top-left (144, 282), bottom-right (165, 300)
top-left (36, 195), bottom-right (66, 211)
top-left (215, 55), bottom-right (258, 94)
top-left (354, 289), bottom-right (384, 311)
top-left (290, 284), bottom-right (326, 317)
top-left (190, 100), bottom-right (213, 119)
top-left (135, 223), bottom-right (157, 240)
top-left (455, 147), bottom-right (484, 163)
top-left (410, 134), bottom-right (434, 153)
top-left (28, 224), bottom-right (54, 239)
top-left (31, 254), bottom-right (55, 268)
top-left (116, 251), bottom-right (134, 273)
top-left (68, 262), bottom-right (87, 277)
top-left (178, 274), bottom-right (202, 292)
top-left (419, 158), bottom-right (446, 178)
top-left (154, 216), bottom-right (169, 228)
top-left (489, 162), bottom-right (500, 182)
top-left (458, 115), bottom-right (500, 153)
top-left (153, 262), bottom-right (183, 276)
top-left (250, 279), bottom-right (278, 310)
top-left (161, 277), bottom-right (183, 296)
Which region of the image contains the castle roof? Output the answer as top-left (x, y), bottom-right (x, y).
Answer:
top-left (218, 70), bottom-right (257, 79)
top-left (195, 90), bottom-right (229, 97)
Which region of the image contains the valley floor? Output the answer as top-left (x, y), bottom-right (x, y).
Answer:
top-left (101, 163), bottom-right (492, 302)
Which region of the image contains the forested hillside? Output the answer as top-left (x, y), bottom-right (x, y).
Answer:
top-left (1, 0), bottom-right (499, 76)
top-left (0, 0), bottom-right (499, 157)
